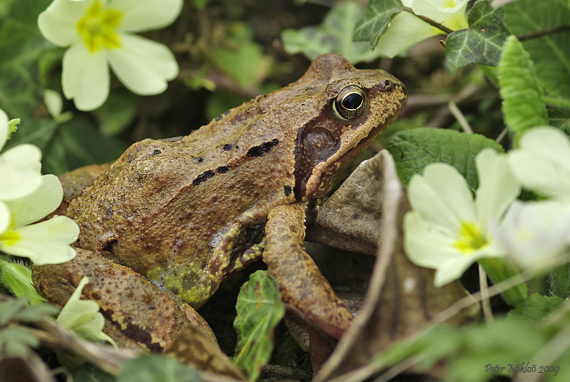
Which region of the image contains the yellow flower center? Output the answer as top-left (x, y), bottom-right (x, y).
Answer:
top-left (0, 230), bottom-right (21, 247)
top-left (76, 0), bottom-right (123, 53)
top-left (453, 222), bottom-right (489, 254)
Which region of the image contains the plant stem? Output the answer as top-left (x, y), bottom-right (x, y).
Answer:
top-left (518, 24), bottom-right (570, 42)
top-left (402, 7), bottom-right (454, 35)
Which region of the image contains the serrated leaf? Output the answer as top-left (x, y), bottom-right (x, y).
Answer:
top-left (499, 35), bottom-right (549, 137)
top-left (446, 0), bottom-right (511, 68)
top-left (507, 293), bottom-right (565, 325)
top-left (0, 258), bottom-right (46, 304)
top-left (353, 0), bottom-right (403, 49)
top-left (233, 270), bottom-right (284, 381)
top-left (504, 0), bottom-right (570, 110)
top-left (282, 2), bottom-right (385, 63)
top-left (385, 128), bottom-right (504, 192)
top-left (118, 354), bottom-right (200, 382)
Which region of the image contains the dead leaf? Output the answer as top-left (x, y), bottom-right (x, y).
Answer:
top-left (313, 150), bottom-right (472, 382)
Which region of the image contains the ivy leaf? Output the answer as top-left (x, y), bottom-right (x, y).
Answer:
top-left (498, 35), bottom-right (549, 138)
top-left (385, 128), bottom-right (504, 192)
top-left (282, 2), bottom-right (385, 63)
top-left (504, 0), bottom-right (570, 110)
top-left (446, 0), bottom-right (512, 68)
top-left (233, 270), bottom-right (284, 381)
top-left (118, 354), bottom-right (201, 382)
top-left (353, 0), bottom-right (403, 49)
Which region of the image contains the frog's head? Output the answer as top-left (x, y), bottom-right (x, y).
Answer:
top-left (294, 54), bottom-right (408, 201)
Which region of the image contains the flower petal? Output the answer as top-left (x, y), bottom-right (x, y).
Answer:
top-left (374, 12), bottom-right (442, 58)
top-left (0, 202), bottom-right (9, 234)
top-left (111, 0), bottom-right (183, 33)
top-left (5, 175), bottom-right (63, 227)
top-left (1, 216), bottom-right (79, 265)
top-left (62, 42), bottom-right (110, 111)
top-left (475, 149), bottom-right (520, 223)
top-left (107, 34), bottom-right (178, 95)
top-left (404, 211), bottom-right (477, 286)
top-left (412, 0), bottom-right (469, 30)
top-left (0, 144), bottom-right (43, 201)
top-left (495, 201), bottom-right (570, 270)
top-left (508, 127), bottom-right (570, 199)
top-left (38, 0), bottom-right (86, 47)
top-left (408, 163), bottom-right (477, 233)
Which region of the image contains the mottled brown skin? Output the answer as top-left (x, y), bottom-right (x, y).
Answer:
top-left (35, 54), bottom-right (407, 349)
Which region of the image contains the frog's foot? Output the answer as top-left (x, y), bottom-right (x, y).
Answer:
top-left (263, 203), bottom-right (353, 341)
top-left (33, 249), bottom-right (244, 379)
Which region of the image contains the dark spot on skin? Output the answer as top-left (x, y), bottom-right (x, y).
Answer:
top-left (217, 166), bottom-right (229, 174)
top-left (151, 149), bottom-right (161, 156)
top-left (284, 185), bottom-right (292, 196)
top-left (223, 144), bottom-right (233, 151)
top-left (193, 170), bottom-right (215, 186)
top-left (195, 157), bottom-right (203, 163)
top-left (246, 139), bottom-right (279, 157)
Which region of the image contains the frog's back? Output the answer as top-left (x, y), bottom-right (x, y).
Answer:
top-left (67, 53), bottom-right (407, 307)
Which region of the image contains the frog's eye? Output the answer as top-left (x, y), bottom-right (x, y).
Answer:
top-left (332, 85), bottom-right (366, 120)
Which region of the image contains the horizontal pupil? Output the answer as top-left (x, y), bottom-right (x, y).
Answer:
top-left (342, 93), bottom-right (362, 109)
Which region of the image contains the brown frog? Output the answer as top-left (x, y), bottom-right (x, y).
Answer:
top-left (34, 54), bottom-right (407, 356)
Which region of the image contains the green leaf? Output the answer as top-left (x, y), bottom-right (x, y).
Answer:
top-left (507, 293), bottom-right (565, 324)
top-left (384, 128), bottom-right (504, 192)
top-left (72, 363), bottom-right (116, 382)
top-left (282, 2), bottom-right (385, 63)
top-left (42, 115), bottom-right (127, 175)
top-left (499, 35), bottom-right (549, 137)
top-left (118, 354), bottom-right (201, 382)
top-left (0, 326), bottom-right (38, 357)
top-left (0, 297), bottom-right (27, 325)
top-left (233, 270), bottom-right (284, 381)
top-left (353, 0), bottom-right (403, 49)
top-left (548, 263), bottom-right (570, 298)
top-left (504, 0), bottom-right (570, 110)
top-left (92, 89), bottom-right (138, 136)
top-left (0, 258), bottom-right (46, 304)
top-left (446, 0), bottom-right (512, 68)
top-left (0, 18), bottom-right (52, 117)
top-left (211, 23), bottom-right (271, 88)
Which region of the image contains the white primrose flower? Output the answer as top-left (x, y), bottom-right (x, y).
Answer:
top-left (508, 126), bottom-right (570, 200)
top-left (0, 109), bottom-right (43, 203)
top-left (0, 175), bottom-right (79, 265)
top-left (38, 0), bottom-right (182, 111)
top-left (493, 201), bottom-right (570, 271)
top-left (404, 148), bottom-right (520, 287)
top-left (57, 277), bottom-right (116, 346)
top-left (376, 0), bottom-right (469, 58)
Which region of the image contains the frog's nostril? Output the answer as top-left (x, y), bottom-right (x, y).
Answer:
top-left (380, 80), bottom-right (393, 92)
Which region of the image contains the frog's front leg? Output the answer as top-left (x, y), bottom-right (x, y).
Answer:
top-left (263, 203), bottom-right (353, 341)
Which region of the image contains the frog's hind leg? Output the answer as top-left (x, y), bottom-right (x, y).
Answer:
top-left (263, 203), bottom-right (353, 341)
